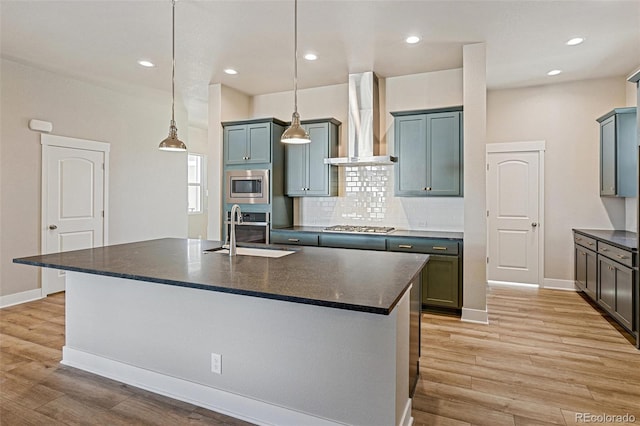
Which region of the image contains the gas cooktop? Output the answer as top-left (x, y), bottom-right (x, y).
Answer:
top-left (323, 225), bottom-right (395, 234)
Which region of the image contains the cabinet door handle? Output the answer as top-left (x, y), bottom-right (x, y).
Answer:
top-left (48, 225), bottom-right (58, 230)
top-left (422, 187), bottom-right (432, 191)
top-left (580, 252), bottom-right (586, 256)
top-left (587, 242), bottom-right (594, 246)
top-left (609, 266), bottom-right (614, 271)
top-left (398, 244), bottom-right (413, 249)
top-left (531, 222), bottom-right (538, 227)
top-left (576, 237), bottom-right (582, 241)
top-left (287, 238), bottom-right (300, 242)
top-left (600, 248), bottom-right (609, 252)
top-left (432, 246), bottom-right (448, 251)
top-left (616, 254), bottom-right (628, 260)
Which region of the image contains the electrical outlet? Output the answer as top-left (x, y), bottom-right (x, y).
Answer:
top-left (211, 353), bottom-right (222, 374)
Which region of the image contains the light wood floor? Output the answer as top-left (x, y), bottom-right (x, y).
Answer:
top-left (1, 286), bottom-right (638, 425)
top-left (414, 286), bottom-right (640, 426)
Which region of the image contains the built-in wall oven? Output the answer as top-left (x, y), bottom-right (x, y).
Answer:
top-left (225, 169), bottom-right (269, 204)
top-left (225, 211), bottom-right (270, 244)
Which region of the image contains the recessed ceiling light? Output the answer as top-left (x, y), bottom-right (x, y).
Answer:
top-left (137, 60), bottom-right (155, 68)
top-left (224, 69), bottom-right (238, 75)
top-left (304, 53), bottom-right (317, 61)
top-left (547, 69), bottom-right (562, 76)
top-left (405, 36), bottom-right (421, 44)
top-left (566, 37), bottom-right (585, 46)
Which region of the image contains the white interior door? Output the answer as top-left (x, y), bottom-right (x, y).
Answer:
top-left (42, 135), bottom-right (109, 295)
top-left (487, 148), bottom-right (543, 285)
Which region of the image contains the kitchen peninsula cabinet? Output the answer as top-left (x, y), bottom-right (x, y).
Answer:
top-left (223, 118), bottom-right (287, 165)
top-left (15, 238), bottom-right (427, 425)
top-left (597, 107), bottom-right (637, 197)
top-left (286, 118), bottom-right (340, 197)
top-left (573, 229), bottom-right (638, 347)
top-left (392, 107), bottom-right (463, 197)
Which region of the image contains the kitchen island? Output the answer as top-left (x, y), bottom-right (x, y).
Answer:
top-left (14, 238), bottom-right (428, 426)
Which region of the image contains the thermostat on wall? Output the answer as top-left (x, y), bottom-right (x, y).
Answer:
top-left (28, 119), bottom-right (53, 133)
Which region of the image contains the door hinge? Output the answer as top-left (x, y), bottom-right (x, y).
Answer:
top-left (486, 257), bottom-right (489, 264)
top-left (102, 163), bottom-right (105, 170)
top-left (486, 164), bottom-right (489, 171)
top-left (102, 210), bottom-right (104, 217)
top-left (486, 210), bottom-right (489, 217)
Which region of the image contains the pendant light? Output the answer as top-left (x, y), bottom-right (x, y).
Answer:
top-left (281, 0), bottom-right (310, 144)
top-left (159, 0), bottom-right (187, 152)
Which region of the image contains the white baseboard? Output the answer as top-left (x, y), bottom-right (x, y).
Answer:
top-left (543, 278), bottom-right (576, 291)
top-left (62, 347), bottom-right (366, 426)
top-left (488, 280), bottom-right (539, 288)
top-left (461, 307), bottom-right (489, 324)
top-left (400, 398), bottom-right (413, 426)
top-left (0, 288), bottom-right (43, 308)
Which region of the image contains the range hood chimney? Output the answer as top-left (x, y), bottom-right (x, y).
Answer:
top-left (324, 72), bottom-right (397, 166)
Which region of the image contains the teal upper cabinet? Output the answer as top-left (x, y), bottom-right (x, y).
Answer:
top-left (286, 118), bottom-right (340, 197)
top-left (392, 107), bottom-right (463, 197)
top-left (223, 119), bottom-right (287, 165)
top-left (597, 107), bottom-right (637, 197)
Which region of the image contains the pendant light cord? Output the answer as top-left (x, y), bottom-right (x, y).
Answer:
top-left (171, 0), bottom-right (176, 124)
top-left (293, 0), bottom-right (298, 115)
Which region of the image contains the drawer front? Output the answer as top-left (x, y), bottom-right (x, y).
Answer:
top-left (573, 233), bottom-right (597, 250)
top-left (387, 237), bottom-right (459, 255)
top-left (597, 241), bottom-right (633, 268)
top-left (319, 234), bottom-right (387, 251)
top-left (270, 231), bottom-right (319, 246)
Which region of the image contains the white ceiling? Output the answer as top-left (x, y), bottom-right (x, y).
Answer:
top-left (1, 0), bottom-right (639, 127)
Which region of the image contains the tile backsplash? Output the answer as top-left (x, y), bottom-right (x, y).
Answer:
top-left (299, 165), bottom-right (464, 231)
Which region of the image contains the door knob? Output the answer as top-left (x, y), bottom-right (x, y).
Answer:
top-left (49, 225), bottom-right (57, 230)
top-left (531, 222), bottom-right (538, 227)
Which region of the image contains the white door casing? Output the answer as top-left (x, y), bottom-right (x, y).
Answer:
top-left (41, 135), bottom-right (109, 295)
top-left (487, 142), bottom-right (545, 287)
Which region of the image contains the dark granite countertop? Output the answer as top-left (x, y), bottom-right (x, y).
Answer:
top-left (13, 238), bottom-right (429, 315)
top-left (272, 226), bottom-right (464, 240)
top-left (573, 229), bottom-right (638, 251)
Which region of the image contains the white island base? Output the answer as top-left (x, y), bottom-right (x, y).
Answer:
top-left (62, 272), bottom-right (414, 426)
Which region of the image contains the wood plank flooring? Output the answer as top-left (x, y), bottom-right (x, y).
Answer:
top-left (1, 285), bottom-right (638, 425)
top-left (414, 286), bottom-right (640, 426)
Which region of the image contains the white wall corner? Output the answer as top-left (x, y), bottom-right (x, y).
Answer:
top-left (542, 278), bottom-right (577, 291)
top-left (461, 307), bottom-right (489, 324)
top-left (0, 288), bottom-right (43, 308)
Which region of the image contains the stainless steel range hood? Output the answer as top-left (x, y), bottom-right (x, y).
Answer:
top-left (324, 72), bottom-right (397, 166)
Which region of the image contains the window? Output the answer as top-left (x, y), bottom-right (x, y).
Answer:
top-left (187, 154), bottom-right (204, 214)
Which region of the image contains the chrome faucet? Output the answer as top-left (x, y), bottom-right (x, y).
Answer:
top-left (229, 204), bottom-right (242, 256)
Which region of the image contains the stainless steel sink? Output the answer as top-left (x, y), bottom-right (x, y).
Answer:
top-left (205, 246), bottom-right (295, 258)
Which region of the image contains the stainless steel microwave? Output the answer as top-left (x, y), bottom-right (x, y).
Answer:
top-left (225, 169), bottom-right (269, 204)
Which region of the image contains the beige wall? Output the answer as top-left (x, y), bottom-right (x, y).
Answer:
top-left (487, 76), bottom-right (629, 282)
top-left (462, 43), bottom-right (487, 316)
top-left (206, 84), bottom-right (251, 240)
top-left (0, 59), bottom-right (188, 298)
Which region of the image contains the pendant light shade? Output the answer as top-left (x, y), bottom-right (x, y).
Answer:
top-left (159, 0), bottom-right (186, 152)
top-left (281, 0), bottom-right (310, 144)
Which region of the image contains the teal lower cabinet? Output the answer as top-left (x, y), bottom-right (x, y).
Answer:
top-left (318, 233), bottom-right (386, 251)
top-left (271, 229), bottom-right (463, 313)
top-left (270, 230), bottom-right (319, 246)
top-left (386, 237), bottom-right (462, 312)
top-left (598, 256), bottom-right (634, 332)
top-left (572, 230), bottom-right (638, 347)
top-left (423, 255), bottom-right (459, 309)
